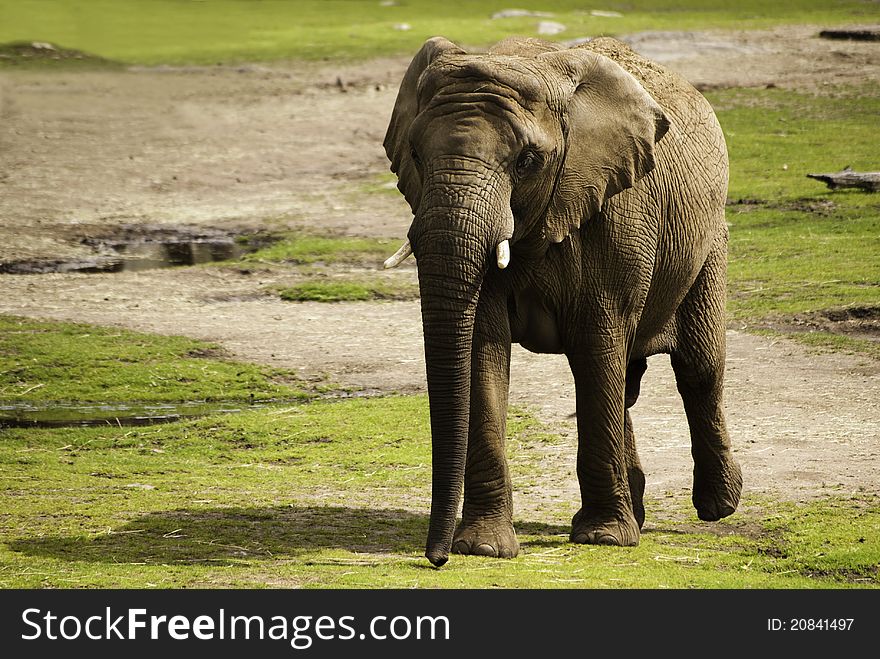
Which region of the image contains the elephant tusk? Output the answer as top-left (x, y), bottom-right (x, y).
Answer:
top-left (383, 239), bottom-right (413, 269)
top-left (496, 239), bottom-right (510, 269)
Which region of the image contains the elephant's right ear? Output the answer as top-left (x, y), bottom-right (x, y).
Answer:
top-left (384, 37), bottom-right (465, 212)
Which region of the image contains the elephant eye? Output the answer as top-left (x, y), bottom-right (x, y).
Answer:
top-left (515, 148), bottom-right (541, 177)
top-left (410, 147), bottom-right (421, 167)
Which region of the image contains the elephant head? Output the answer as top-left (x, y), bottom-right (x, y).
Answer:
top-left (383, 37), bottom-right (670, 566)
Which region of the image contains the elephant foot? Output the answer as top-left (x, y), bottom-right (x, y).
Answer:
top-left (570, 507), bottom-right (640, 546)
top-left (452, 517), bottom-right (519, 559)
top-left (692, 453), bottom-right (743, 521)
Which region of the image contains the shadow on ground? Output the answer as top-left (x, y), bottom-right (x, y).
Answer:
top-left (8, 505), bottom-right (570, 564)
top-left (10, 506), bottom-right (425, 564)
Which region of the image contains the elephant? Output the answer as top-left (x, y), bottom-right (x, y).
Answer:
top-left (382, 35), bottom-right (742, 566)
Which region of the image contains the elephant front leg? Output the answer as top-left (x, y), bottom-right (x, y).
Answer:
top-left (452, 294), bottom-right (519, 559)
top-left (568, 350), bottom-right (641, 546)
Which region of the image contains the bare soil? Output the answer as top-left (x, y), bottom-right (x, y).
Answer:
top-left (1, 26), bottom-right (878, 517)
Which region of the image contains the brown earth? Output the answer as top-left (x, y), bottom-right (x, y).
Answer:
top-left (0, 26), bottom-right (878, 518)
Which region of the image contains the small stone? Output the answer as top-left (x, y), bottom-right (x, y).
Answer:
top-left (393, 23), bottom-right (411, 31)
top-left (537, 21), bottom-right (566, 36)
top-left (491, 9), bottom-right (554, 19)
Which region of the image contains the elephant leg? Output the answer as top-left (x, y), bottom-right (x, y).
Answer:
top-left (671, 232), bottom-right (742, 521)
top-left (452, 289), bottom-right (518, 558)
top-left (624, 409), bottom-right (645, 529)
top-left (568, 348), bottom-right (640, 547)
top-left (624, 357), bottom-right (648, 528)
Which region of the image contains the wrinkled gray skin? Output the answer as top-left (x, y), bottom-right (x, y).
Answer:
top-left (384, 36), bottom-right (742, 567)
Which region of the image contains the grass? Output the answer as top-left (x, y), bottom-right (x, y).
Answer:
top-left (0, 0), bottom-right (876, 590)
top-left (242, 232), bottom-right (395, 267)
top-left (0, 0), bottom-right (875, 65)
top-left (0, 297), bottom-right (875, 588)
top-left (712, 88), bottom-right (880, 202)
top-left (708, 87), bottom-right (880, 351)
top-left (278, 280), bottom-right (417, 303)
top-left (0, 394), bottom-right (876, 588)
top-left (233, 231), bottom-right (418, 302)
top-left (0, 315), bottom-right (309, 403)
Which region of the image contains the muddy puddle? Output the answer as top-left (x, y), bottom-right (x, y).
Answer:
top-left (0, 399), bottom-right (285, 428)
top-left (0, 226), bottom-right (257, 275)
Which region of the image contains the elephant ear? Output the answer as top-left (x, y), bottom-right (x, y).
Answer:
top-left (384, 37), bottom-right (465, 212)
top-left (539, 48), bottom-right (671, 243)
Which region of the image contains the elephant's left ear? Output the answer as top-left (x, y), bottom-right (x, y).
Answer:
top-left (539, 49), bottom-right (670, 243)
top-left (384, 37), bottom-right (466, 213)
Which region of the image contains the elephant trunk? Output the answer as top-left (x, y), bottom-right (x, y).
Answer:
top-left (411, 193), bottom-right (506, 566)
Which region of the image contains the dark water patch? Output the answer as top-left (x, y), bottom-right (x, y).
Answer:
top-left (0, 399), bottom-right (294, 429)
top-left (0, 225), bottom-right (276, 275)
top-left (81, 225), bottom-right (246, 272)
top-left (0, 257), bottom-right (126, 275)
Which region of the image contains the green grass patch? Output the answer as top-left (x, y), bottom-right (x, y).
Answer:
top-left (0, 0), bottom-right (874, 65)
top-left (708, 87), bottom-right (880, 345)
top-left (711, 88), bottom-right (880, 202)
top-left (759, 497), bottom-right (880, 582)
top-left (0, 315), bottom-right (307, 403)
top-left (1, 394), bottom-right (876, 588)
top-left (725, 203), bottom-right (880, 320)
top-left (232, 232), bottom-right (418, 304)
top-left (278, 279), bottom-right (418, 303)
top-left (243, 232), bottom-right (394, 267)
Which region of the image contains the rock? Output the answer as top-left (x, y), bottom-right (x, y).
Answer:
top-left (537, 21), bottom-right (567, 36)
top-left (590, 10), bottom-right (624, 18)
top-left (491, 9), bottom-right (554, 20)
top-left (393, 23), bottom-right (411, 31)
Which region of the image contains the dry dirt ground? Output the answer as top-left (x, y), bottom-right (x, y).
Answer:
top-left (1, 26), bottom-right (878, 516)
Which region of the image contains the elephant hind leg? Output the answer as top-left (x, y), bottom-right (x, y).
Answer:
top-left (671, 230), bottom-right (742, 521)
top-left (625, 409), bottom-right (646, 528)
top-left (624, 358), bottom-right (648, 528)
